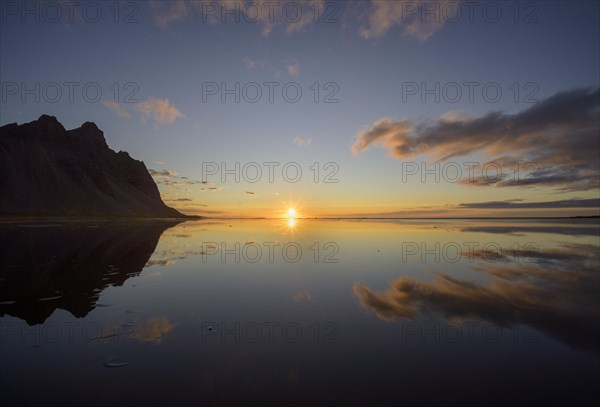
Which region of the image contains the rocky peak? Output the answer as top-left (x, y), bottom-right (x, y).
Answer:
top-left (68, 120), bottom-right (108, 151)
top-left (0, 115), bottom-right (185, 218)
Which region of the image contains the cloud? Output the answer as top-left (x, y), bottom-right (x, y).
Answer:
top-left (103, 100), bottom-right (131, 118)
top-left (293, 136), bottom-right (312, 147)
top-left (149, 169), bottom-right (178, 178)
top-left (150, 0), bottom-right (191, 29)
top-left (352, 87), bottom-right (600, 191)
top-left (136, 98), bottom-right (184, 125)
top-left (242, 56), bottom-right (265, 70)
top-left (354, 243), bottom-right (600, 351)
top-left (458, 198), bottom-right (600, 209)
top-left (165, 198), bottom-right (193, 202)
top-left (283, 0), bottom-right (326, 34)
top-left (160, 179), bottom-right (212, 187)
top-left (192, 209), bottom-right (224, 214)
top-left (253, 0), bottom-right (326, 36)
top-left (286, 58), bottom-right (300, 77)
top-left (242, 56), bottom-right (257, 69)
top-left (360, 0), bottom-right (448, 42)
top-left (149, 0), bottom-right (325, 36)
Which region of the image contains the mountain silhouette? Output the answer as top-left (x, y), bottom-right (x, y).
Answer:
top-left (0, 115), bottom-right (184, 218)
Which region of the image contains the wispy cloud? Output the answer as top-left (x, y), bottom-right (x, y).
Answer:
top-left (286, 57), bottom-right (300, 77)
top-left (103, 100), bottom-right (131, 118)
top-left (242, 56), bottom-right (266, 70)
top-left (149, 0), bottom-right (191, 29)
top-left (242, 56), bottom-right (257, 69)
top-left (360, 0), bottom-right (448, 42)
top-left (458, 198), bottom-right (600, 209)
top-left (149, 0), bottom-right (325, 36)
top-left (136, 98), bottom-right (184, 125)
top-left (165, 198), bottom-right (193, 202)
top-left (293, 136), bottom-right (312, 147)
top-left (352, 87), bottom-right (600, 191)
top-left (149, 169), bottom-right (178, 178)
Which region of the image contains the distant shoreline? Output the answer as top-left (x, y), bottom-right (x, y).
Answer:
top-left (1, 215), bottom-right (598, 223)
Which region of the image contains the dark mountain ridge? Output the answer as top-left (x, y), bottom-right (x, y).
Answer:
top-left (0, 115), bottom-right (185, 218)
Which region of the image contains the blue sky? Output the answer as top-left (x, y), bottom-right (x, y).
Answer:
top-left (1, 0), bottom-right (599, 217)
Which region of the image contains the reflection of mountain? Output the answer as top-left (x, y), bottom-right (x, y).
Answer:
top-left (354, 243), bottom-right (600, 351)
top-left (0, 115), bottom-right (183, 217)
top-left (0, 221), bottom-right (179, 325)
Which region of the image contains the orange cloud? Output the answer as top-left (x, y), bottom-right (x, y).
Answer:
top-left (136, 98), bottom-right (184, 125)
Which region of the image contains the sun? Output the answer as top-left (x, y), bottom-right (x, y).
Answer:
top-left (288, 208), bottom-right (296, 218)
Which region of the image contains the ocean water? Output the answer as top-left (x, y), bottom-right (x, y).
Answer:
top-left (1, 219), bottom-right (598, 406)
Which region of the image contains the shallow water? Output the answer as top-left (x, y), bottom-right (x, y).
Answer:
top-left (1, 219), bottom-right (599, 406)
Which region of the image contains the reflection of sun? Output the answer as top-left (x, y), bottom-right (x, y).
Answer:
top-left (287, 218), bottom-right (296, 227)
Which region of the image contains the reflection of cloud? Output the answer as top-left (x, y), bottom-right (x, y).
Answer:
top-left (136, 98), bottom-right (184, 125)
top-left (360, 0), bottom-right (447, 42)
top-left (131, 316), bottom-right (178, 344)
top-left (103, 101), bottom-right (131, 118)
top-left (354, 243), bottom-right (600, 351)
top-left (352, 88), bottom-right (600, 191)
top-left (145, 258), bottom-right (177, 267)
top-left (292, 291), bottom-right (312, 302)
top-left (461, 224), bottom-right (600, 237)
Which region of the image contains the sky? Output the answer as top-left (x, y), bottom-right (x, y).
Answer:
top-left (1, 0), bottom-right (599, 218)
